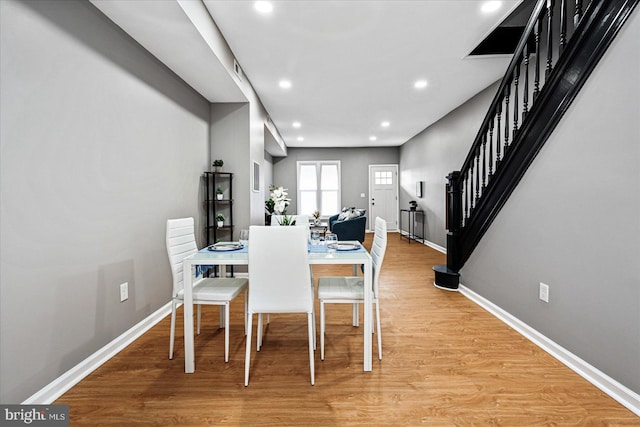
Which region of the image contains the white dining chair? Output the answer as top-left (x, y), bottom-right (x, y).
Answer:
top-left (265, 213), bottom-right (315, 348)
top-left (245, 225), bottom-right (315, 386)
top-left (166, 217), bottom-right (248, 362)
top-left (317, 216), bottom-right (387, 361)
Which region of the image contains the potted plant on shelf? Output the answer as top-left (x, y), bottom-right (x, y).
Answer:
top-left (312, 210), bottom-right (321, 225)
top-left (216, 187), bottom-right (224, 200)
top-left (216, 213), bottom-right (225, 228)
top-left (212, 159), bottom-right (224, 172)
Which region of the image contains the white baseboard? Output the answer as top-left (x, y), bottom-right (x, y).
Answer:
top-left (23, 302), bottom-right (172, 405)
top-left (422, 239), bottom-right (446, 254)
top-left (397, 230), bottom-right (447, 254)
top-left (459, 284), bottom-right (640, 416)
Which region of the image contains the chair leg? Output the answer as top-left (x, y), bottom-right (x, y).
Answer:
top-left (244, 313), bottom-right (253, 386)
top-left (169, 301), bottom-right (177, 359)
top-left (312, 302), bottom-right (317, 350)
top-left (224, 301), bottom-right (230, 362)
top-left (308, 312), bottom-right (315, 386)
top-left (257, 313), bottom-right (263, 351)
top-left (353, 303), bottom-right (359, 327)
top-left (197, 304), bottom-right (201, 335)
top-left (320, 300), bottom-right (325, 361)
top-left (375, 300), bottom-right (382, 360)
top-left (244, 290), bottom-right (248, 336)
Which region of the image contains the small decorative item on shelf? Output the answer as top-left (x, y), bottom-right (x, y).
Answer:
top-left (212, 159), bottom-right (224, 172)
top-left (312, 210), bottom-right (321, 225)
top-left (409, 200), bottom-right (418, 211)
top-left (216, 187), bottom-right (224, 200)
top-left (216, 213), bottom-right (225, 228)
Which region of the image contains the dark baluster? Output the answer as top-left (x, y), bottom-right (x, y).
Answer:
top-left (504, 84), bottom-right (510, 150)
top-left (463, 175), bottom-right (468, 224)
top-left (475, 148), bottom-right (480, 204)
top-left (546, 0), bottom-right (554, 78)
top-left (534, 16), bottom-right (541, 101)
top-left (575, 0), bottom-right (583, 27)
top-left (560, 0), bottom-right (567, 53)
top-left (496, 102), bottom-right (502, 163)
top-left (523, 43), bottom-right (530, 119)
top-left (469, 165), bottom-right (474, 213)
top-left (481, 133), bottom-right (487, 192)
top-left (488, 117), bottom-right (494, 177)
top-left (513, 60), bottom-right (520, 140)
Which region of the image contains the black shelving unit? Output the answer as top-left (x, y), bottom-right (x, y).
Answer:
top-left (204, 171), bottom-right (234, 245)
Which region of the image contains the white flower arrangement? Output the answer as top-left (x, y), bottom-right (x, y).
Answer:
top-left (269, 185), bottom-right (290, 214)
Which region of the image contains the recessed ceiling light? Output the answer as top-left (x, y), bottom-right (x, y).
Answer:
top-left (481, 1), bottom-right (502, 13)
top-left (292, 122), bottom-right (301, 128)
top-left (297, 136), bottom-right (304, 142)
top-left (254, 1), bottom-right (273, 14)
top-left (369, 136), bottom-right (377, 141)
top-left (414, 80), bottom-right (428, 89)
top-left (381, 121), bottom-right (390, 128)
top-left (279, 80), bottom-right (292, 89)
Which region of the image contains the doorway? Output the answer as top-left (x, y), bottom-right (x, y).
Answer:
top-left (368, 164), bottom-right (398, 231)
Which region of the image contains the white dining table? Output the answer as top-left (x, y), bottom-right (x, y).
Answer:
top-left (181, 241), bottom-right (373, 373)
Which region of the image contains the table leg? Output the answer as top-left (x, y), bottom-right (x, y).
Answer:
top-left (183, 262), bottom-right (195, 373)
top-left (219, 264), bottom-right (227, 327)
top-left (363, 257), bottom-right (372, 371)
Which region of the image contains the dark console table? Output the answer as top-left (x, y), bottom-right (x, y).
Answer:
top-left (399, 209), bottom-right (425, 244)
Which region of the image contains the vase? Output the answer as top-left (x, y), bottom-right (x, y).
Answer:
top-left (216, 194), bottom-right (223, 200)
top-left (217, 221), bottom-right (223, 228)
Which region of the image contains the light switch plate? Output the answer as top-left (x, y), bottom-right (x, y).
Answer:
top-left (120, 282), bottom-right (129, 302)
top-left (539, 282), bottom-right (549, 303)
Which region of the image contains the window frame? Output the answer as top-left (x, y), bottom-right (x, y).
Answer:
top-left (296, 160), bottom-right (341, 218)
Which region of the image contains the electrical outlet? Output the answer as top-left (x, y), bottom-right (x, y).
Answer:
top-left (360, 193), bottom-right (365, 198)
top-left (539, 282), bottom-right (549, 303)
top-left (120, 282), bottom-right (129, 302)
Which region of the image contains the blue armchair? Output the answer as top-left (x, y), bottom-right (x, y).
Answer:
top-left (329, 212), bottom-right (367, 243)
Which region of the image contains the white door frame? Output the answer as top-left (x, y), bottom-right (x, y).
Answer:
top-left (368, 164), bottom-right (399, 232)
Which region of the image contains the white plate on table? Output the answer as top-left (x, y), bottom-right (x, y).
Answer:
top-left (328, 242), bottom-right (360, 251)
top-left (207, 242), bottom-right (244, 251)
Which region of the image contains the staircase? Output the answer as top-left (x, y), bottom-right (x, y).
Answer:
top-left (433, 0), bottom-right (639, 290)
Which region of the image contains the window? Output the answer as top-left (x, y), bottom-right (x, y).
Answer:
top-left (375, 171), bottom-right (393, 185)
top-left (297, 161), bottom-right (341, 216)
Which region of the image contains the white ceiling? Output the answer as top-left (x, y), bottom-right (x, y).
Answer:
top-left (93, 0), bottom-right (521, 151)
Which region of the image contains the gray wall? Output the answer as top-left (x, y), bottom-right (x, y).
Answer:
top-left (461, 10), bottom-right (640, 393)
top-left (273, 147), bottom-right (399, 225)
top-left (0, 0), bottom-right (210, 403)
top-left (399, 82), bottom-right (499, 247)
top-left (210, 103), bottom-right (250, 240)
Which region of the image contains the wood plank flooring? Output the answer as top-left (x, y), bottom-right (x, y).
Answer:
top-left (56, 234), bottom-right (638, 425)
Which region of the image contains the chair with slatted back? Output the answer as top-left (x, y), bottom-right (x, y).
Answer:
top-left (317, 216), bottom-right (387, 361)
top-left (245, 225), bottom-right (315, 386)
top-left (266, 214), bottom-right (315, 349)
top-left (166, 217), bottom-right (248, 362)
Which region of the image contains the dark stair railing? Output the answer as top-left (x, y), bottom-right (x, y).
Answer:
top-left (434, 0), bottom-right (638, 290)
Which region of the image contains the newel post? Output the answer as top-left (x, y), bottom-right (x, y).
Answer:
top-left (433, 171), bottom-right (461, 291)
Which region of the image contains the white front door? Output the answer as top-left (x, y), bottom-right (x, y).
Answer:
top-left (368, 165), bottom-right (398, 231)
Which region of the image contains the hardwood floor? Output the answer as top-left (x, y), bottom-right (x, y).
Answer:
top-left (56, 234), bottom-right (638, 425)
